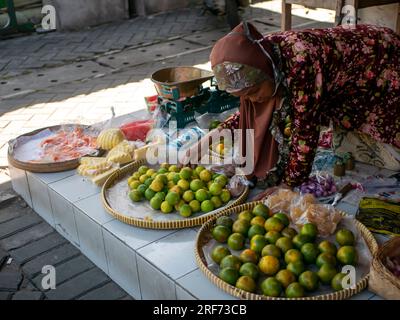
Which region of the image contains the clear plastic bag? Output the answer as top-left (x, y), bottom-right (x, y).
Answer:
top-left (226, 174), bottom-right (253, 197)
top-left (298, 172), bottom-right (337, 198)
top-left (264, 188), bottom-right (299, 214)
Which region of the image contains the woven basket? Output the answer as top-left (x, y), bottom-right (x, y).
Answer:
top-left (101, 160), bottom-right (249, 229)
top-left (369, 236), bottom-right (400, 299)
top-left (195, 201), bottom-right (379, 300)
top-left (8, 124), bottom-right (101, 173)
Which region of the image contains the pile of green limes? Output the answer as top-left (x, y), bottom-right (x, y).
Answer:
top-left (127, 164), bottom-right (232, 218)
top-left (210, 204), bottom-right (358, 298)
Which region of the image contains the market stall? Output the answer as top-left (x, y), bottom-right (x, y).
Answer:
top-left (7, 66), bottom-right (399, 300)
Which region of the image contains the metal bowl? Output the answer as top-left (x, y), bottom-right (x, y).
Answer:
top-left (151, 66), bottom-right (214, 100)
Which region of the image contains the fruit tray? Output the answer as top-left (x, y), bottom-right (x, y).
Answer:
top-left (101, 159), bottom-right (249, 229)
top-left (195, 201), bottom-right (378, 300)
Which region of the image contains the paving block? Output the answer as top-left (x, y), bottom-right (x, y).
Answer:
top-left (0, 191), bottom-right (17, 208)
top-left (0, 272), bottom-right (23, 291)
top-left (45, 268), bottom-right (110, 300)
top-left (0, 213), bottom-right (42, 240)
top-left (12, 290), bottom-right (43, 300)
top-left (102, 229), bottom-right (141, 299)
top-left (0, 247), bottom-right (8, 267)
top-left (11, 233), bottom-right (67, 264)
top-left (0, 222), bottom-right (54, 251)
top-left (0, 291), bottom-right (12, 300)
top-left (22, 244), bottom-right (80, 277)
top-left (78, 281), bottom-right (128, 300)
top-left (32, 255), bottom-right (94, 290)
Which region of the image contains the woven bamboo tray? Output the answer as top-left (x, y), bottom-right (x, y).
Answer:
top-left (195, 201), bottom-right (379, 300)
top-left (8, 124), bottom-right (101, 173)
top-left (101, 160), bottom-right (250, 229)
top-left (369, 236), bottom-right (400, 299)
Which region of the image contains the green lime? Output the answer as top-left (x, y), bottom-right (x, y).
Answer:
top-left (199, 169), bottom-right (212, 182)
top-left (144, 188), bottom-right (156, 201)
top-left (179, 204), bottom-right (192, 217)
top-left (236, 275), bottom-right (256, 293)
top-left (220, 189), bottom-right (231, 203)
top-left (168, 165), bottom-right (179, 173)
top-left (285, 282), bottom-right (305, 298)
top-left (227, 233), bottom-right (245, 250)
top-left (219, 267), bottom-right (239, 286)
top-left (337, 246), bottom-right (358, 266)
top-left (194, 165), bottom-right (206, 176)
top-left (248, 224), bottom-right (266, 239)
top-left (264, 217), bottom-right (285, 233)
top-left (301, 243), bottom-right (319, 264)
top-left (252, 204), bottom-right (270, 219)
top-left (220, 255), bottom-right (242, 271)
top-left (317, 264), bottom-right (337, 285)
top-left (287, 261), bottom-right (305, 277)
top-left (316, 253), bottom-right (337, 268)
top-left (165, 191), bottom-right (180, 206)
top-left (250, 235), bottom-right (268, 253)
top-left (232, 219), bottom-right (250, 236)
top-left (261, 244), bottom-right (281, 258)
top-left (214, 175), bottom-right (228, 187)
top-left (261, 277), bottom-right (283, 297)
top-left (275, 237), bottom-right (293, 253)
top-left (211, 196), bottom-right (223, 209)
top-left (195, 189), bottom-right (209, 202)
top-left (276, 269), bottom-right (296, 288)
top-left (274, 212), bottom-right (290, 227)
top-left (150, 196), bottom-right (162, 210)
top-left (265, 231), bottom-right (281, 244)
top-left (189, 200), bottom-right (201, 213)
top-left (144, 177), bottom-right (154, 187)
top-left (251, 216), bottom-right (266, 227)
top-left (216, 216), bottom-right (234, 229)
top-left (285, 249), bottom-right (303, 264)
top-left (239, 249), bottom-right (258, 264)
top-left (212, 225), bottom-right (231, 243)
top-left (282, 227), bottom-right (297, 239)
top-left (331, 272), bottom-right (346, 291)
top-left (300, 223), bottom-right (318, 241)
top-left (318, 240), bottom-right (337, 256)
top-left (239, 263), bottom-right (259, 280)
top-left (172, 173), bottom-right (181, 184)
top-left (179, 167), bottom-right (192, 180)
top-left (299, 271), bottom-right (319, 292)
top-left (190, 179), bottom-right (204, 192)
top-left (238, 210), bottom-right (254, 222)
top-left (137, 184), bottom-right (147, 195)
top-left (292, 234), bottom-right (312, 249)
top-left (211, 245), bottom-right (231, 264)
top-left (154, 191), bottom-right (166, 201)
top-left (160, 201), bottom-right (173, 213)
top-left (336, 229), bottom-right (355, 246)
top-left (138, 165), bottom-right (149, 175)
top-left (209, 183), bottom-right (223, 196)
top-left (201, 200), bottom-right (215, 213)
top-left (128, 190), bottom-right (142, 202)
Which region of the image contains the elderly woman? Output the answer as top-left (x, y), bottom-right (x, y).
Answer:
top-left (187, 22), bottom-right (400, 188)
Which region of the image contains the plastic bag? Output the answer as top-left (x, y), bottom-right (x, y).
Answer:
top-left (290, 193), bottom-right (317, 222)
top-left (226, 174), bottom-right (252, 197)
top-left (291, 202), bottom-right (342, 236)
top-left (264, 188), bottom-right (299, 214)
top-left (119, 119), bottom-right (154, 142)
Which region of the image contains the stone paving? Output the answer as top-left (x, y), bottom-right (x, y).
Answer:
top-left (0, 188), bottom-right (131, 300)
top-left (0, 2), bottom-right (333, 300)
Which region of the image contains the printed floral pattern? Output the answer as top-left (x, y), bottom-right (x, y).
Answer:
top-left (222, 25), bottom-right (400, 186)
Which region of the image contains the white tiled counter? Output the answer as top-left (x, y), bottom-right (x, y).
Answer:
top-left (9, 162), bottom-right (386, 300)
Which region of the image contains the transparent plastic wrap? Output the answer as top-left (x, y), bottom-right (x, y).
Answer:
top-left (291, 202), bottom-right (342, 237)
top-left (195, 108), bottom-right (239, 130)
top-left (289, 193), bottom-right (317, 222)
top-left (264, 188), bottom-right (299, 214)
top-left (226, 174), bottom-right (252, 198)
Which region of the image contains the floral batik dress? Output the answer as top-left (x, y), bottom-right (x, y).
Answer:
top-left (228, 25), bottom-right (400, 187)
